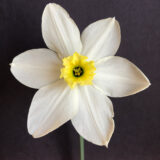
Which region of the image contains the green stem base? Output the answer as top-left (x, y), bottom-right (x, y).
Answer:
top-left (80, 136), bottom-right (85, 160)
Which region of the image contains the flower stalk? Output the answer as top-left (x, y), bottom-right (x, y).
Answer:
top-left (80, 136), bottom-right (85, 160)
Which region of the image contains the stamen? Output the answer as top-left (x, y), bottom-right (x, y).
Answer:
top-left (73, 66), bottom-right (84, 77)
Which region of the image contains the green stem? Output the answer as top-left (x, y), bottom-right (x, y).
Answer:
top-left (80, 136), bottom-right (85, 160)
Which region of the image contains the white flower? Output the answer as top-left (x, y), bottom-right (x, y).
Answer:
top-left (10, 3), bottom-right (150, 147)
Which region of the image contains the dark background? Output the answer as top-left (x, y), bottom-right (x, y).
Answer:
top-left (0, 0), bottom-right (160, 159)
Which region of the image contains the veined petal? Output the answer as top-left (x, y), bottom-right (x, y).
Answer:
top-left (81, 18), bottom-right (121, 61)
top-left (94, 56), bottom-right (150, 97)
top-left (42, 3), bottom-right (82, 58)
top-left (27, 80), bottom-right (79, 138)
top-left (10, 49), bottom-right (62, 89)
top-left (72, 85), bottom-right (114, 146)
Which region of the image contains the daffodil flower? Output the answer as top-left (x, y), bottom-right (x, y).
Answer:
top-left (10, 3), bottom-right (150, 147)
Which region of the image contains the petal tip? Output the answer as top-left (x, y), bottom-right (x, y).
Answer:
top-left (32, 134), bottom-right (39, 139)
top-left (47, 2), bottom-right (56, 7)
top-left (46, 3), bottom-right (53, 10)
top-left (47, 2), bottom-right (62, 10)
top-left (31, 134), bottom-right (36, 138)
top-left (147, 80), bottom-right (151, 87)
top-left (149, 82), bottom-right (151, 86)
top-left (111, 16), bottom-right (118, 23)
top-left (143, 75), bottom-right (151, 89)
top-left (27, 127), bottom-right (40, 139)
top-left (131, 75), bottom-right (151, 96)
top-left (45, 2), bottom-right (59, 12)
top-left (105, 141), bottom-right (109, 148)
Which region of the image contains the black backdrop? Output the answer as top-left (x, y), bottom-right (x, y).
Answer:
top-left (1, 0), bottom-right (160, 159)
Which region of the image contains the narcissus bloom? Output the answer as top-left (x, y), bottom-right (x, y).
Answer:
top-left (10, 3), bottom-right (150, 146)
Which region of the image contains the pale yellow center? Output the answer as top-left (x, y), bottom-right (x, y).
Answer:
top-left (60, 52), bottom-right (96, 88)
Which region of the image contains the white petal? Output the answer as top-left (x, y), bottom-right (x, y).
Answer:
top-left (10, 49), bottom-right (62, 89)
top-left (28, 80), bottom-right (79, 138)
top-left (81, 17), bottom-right (121, 61)
top-left (72, 85), bottom-right (114, 146)
top-left (42, 3), bottom-right (82, 58)
top-left (94, 56), bottom-right (150, 97)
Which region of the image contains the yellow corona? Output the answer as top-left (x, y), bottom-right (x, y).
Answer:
top-left (60, 52), bottom-right (96, 88)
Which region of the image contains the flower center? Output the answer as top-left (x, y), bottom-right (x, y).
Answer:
top-left (60, 52), bottom-right (96, 88)
top-left (73, 66), bottom-right (84, 77)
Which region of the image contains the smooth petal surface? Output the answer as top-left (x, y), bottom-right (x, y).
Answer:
top-left (94, 56), bottom-right (150, 97)
top-left (42, 3), bottom-right (82, 58)
top-left (72, 85), bottom-right (114, 146)
top-left (10, 49), bottom-right (62, 89)
top-left (81, 17), bottom-right (121, 61)
top-left (28, 80), bottom-right (78, 138)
